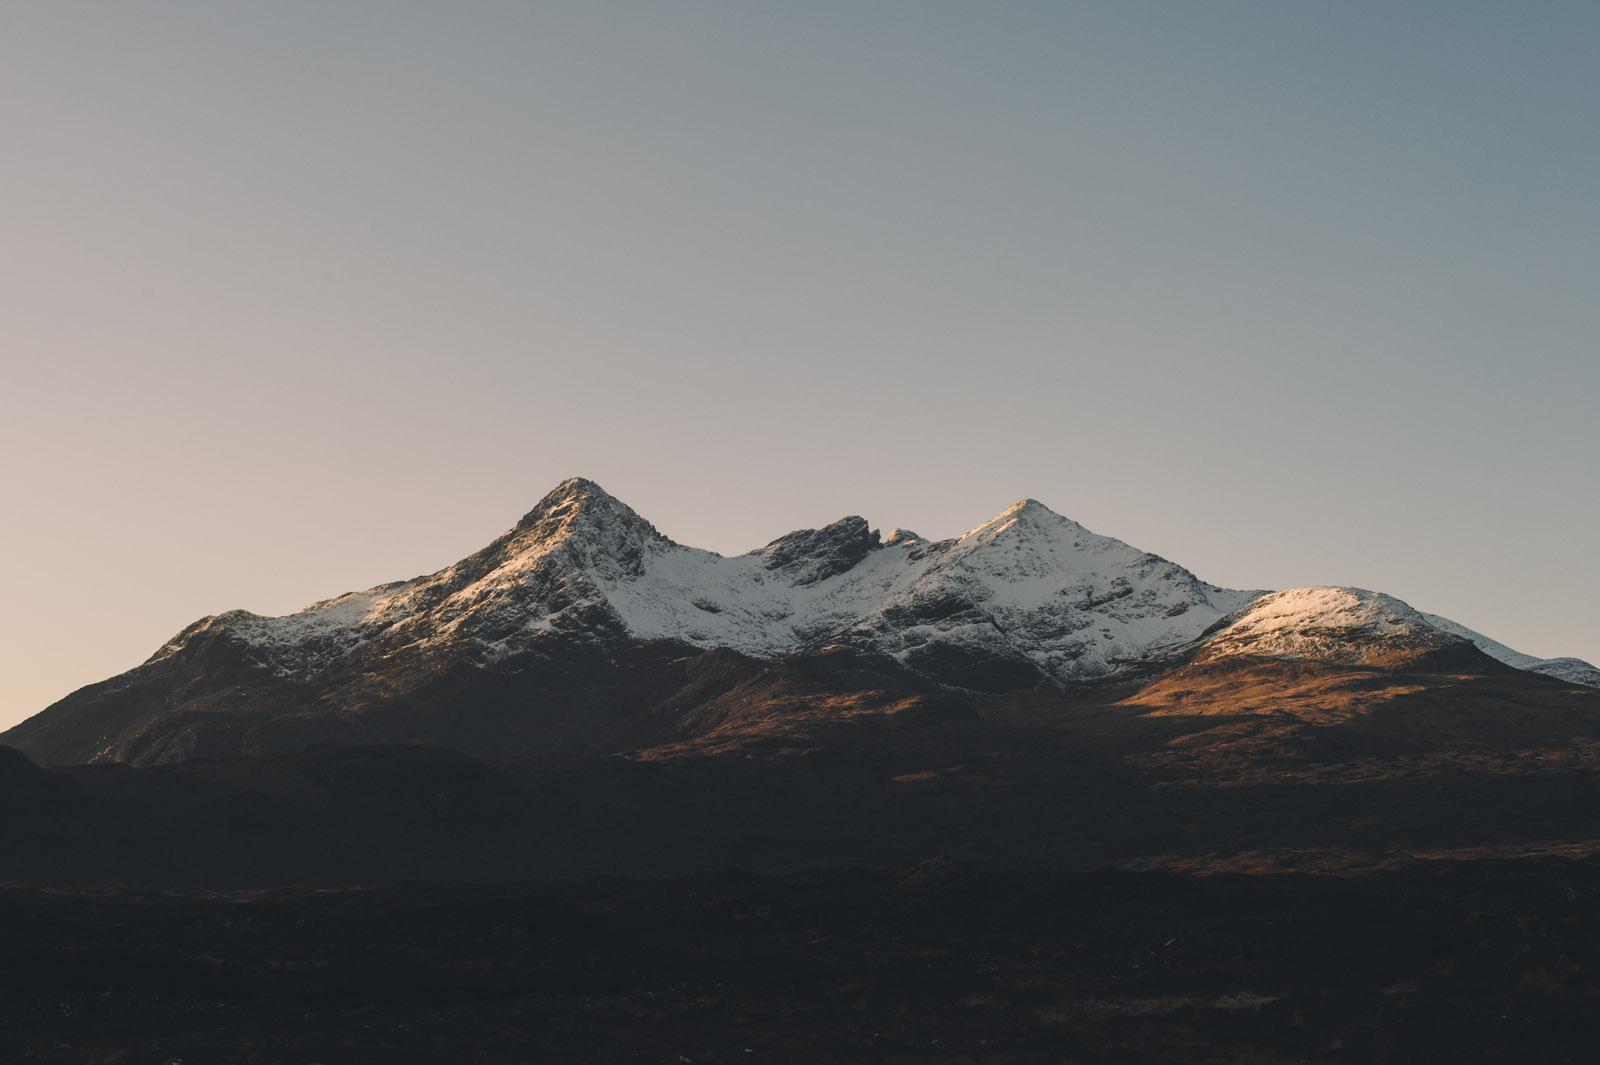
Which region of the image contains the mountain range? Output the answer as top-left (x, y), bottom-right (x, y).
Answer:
top-left (9, 478), bottom-right (1600, 1062)
top-left (4, 476), bottom-right (1595, 769)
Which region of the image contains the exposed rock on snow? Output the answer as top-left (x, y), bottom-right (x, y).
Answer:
top-left (9, 476), bottom-right (1599, 769)
top-left (142, 479), bottom-right (1252, 690)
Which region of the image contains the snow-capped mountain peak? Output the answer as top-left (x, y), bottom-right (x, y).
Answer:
top-left (11, 476), bottom-right (1600, 770)
top-left (504, 476), bottom-right (667, 568)
top-left (136, 478), bottom-right (1597, 693)
top-left (513, 476), bottom-right (644, 529)
top-left (958, 498), bottom-right (1080, 543)
top-left (1195, 587), bottom-right (1460, 665)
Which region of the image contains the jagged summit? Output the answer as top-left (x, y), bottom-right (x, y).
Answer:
top-left (98, 482), bottom-right (1600, 691)
top-left (510, 476), bottom-right (666, 547)
top-left (755, 516), bottom-right (880, 585)
top-left (517, 476), bottom-right (621, 520)
top-left (75, 480), bottom-right (1600, 690)
top-left (960, 498), bottom-right (1080, 541)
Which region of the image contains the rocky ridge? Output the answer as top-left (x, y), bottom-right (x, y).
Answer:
top-left (4, 476), bottom-right (1594, 767)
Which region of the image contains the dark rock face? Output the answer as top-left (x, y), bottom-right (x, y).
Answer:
top-left (756, 515), bottom-right (880, 584)
top-left (900, 636), bottom-right (1046, 692)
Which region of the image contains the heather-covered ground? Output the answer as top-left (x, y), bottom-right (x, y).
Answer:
top-left (6, 859), bottom-right (1600, 1064)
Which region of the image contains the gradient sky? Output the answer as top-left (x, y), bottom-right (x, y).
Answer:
top-left (3, 1), bottom-right (1597, 728)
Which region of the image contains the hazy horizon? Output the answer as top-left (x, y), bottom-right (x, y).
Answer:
top-left (5, 2), bottom-right (1598, 728)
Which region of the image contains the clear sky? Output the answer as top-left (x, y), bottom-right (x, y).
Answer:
top-left (3, 2), bottom-right (1597, 728)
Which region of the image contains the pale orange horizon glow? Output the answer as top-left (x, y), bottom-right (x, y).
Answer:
top-left (4, 3), bottom-right (1598, 728)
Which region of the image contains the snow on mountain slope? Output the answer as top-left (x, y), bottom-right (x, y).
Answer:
top-left (1195, 587), bottom-right (1463, 665)
top-left (147, 479), bottom-right (1255, 690)
top-left (1186, 588), bottom-right (1600, 686)
top-left (1522, 659), bottom-right (1600, 687)
top-left (141, 478), bottom-right (1599, 692)
top-left (1420, 613), bottom-right (1600, 687)
top-left (837, 500), bottom-right (1259, 682)
top-left (595, 497), bottom-right (1261, 685)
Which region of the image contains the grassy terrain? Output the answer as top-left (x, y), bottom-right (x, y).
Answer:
top-left (5, 859), bottom-right (1600, 1063)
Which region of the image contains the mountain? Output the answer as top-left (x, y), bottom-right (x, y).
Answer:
top-left (7, 478), bottom-right (1600, 1065)
top-left (4, 477), bottom-right (1595, 768)
top-left (1420, 611), bottom-right (1600, 687)
top-left (1194, 587), bottom-right (1479, 667)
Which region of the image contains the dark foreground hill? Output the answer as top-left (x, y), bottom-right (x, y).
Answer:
top-left (5, 637), bottom-right (1600, 1060)
top-left (6, 640), bottom-right (1600, 889)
